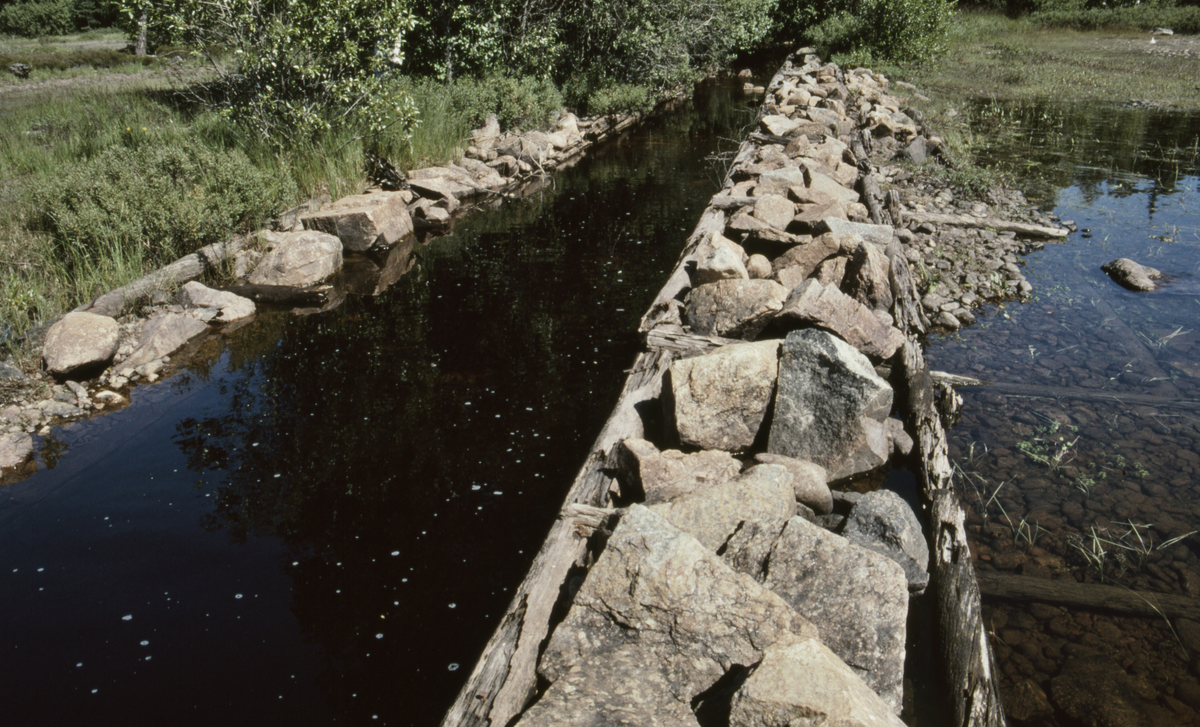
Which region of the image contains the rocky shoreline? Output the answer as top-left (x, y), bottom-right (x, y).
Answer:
top-left (442, 50), bottom-right (1073, 727)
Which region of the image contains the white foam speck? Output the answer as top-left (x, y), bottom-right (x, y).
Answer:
top-left (121, 615), bottom-right (132, 621)
top-left (235, 594), bottom-right (243, 599)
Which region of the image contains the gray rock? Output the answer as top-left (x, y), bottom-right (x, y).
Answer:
top-left (818, 218), bottom-right (895, 248)
top-left (753, 194), bottom-right (796, 231)
top-left (935, 310), bottom-right (961, 331)
top-left (42, 312), bottom-right (120, 378)
top-left (179, 282), bottom-right (255, 322)
top-left (695, 245), bottom-right (749, 285)
top-left (0, 431), bottom-right (33, 469)
top-left (842, 239), bottom-right (894, 312)
top-left (768, 329), bottom-right (893, 482)
top-left (0, 360), bottom-right (28, 382)
top-left (666, 339), bottom-right (780, 452)
top-left (746, 254), bottom-right (772, 280)
top-left (496, 133), bottom-right (550, 166)
top-left (903, 136), bottom-right (928, 164)
top-left (1102, 258), bottom-right (1162, 292)
top-left (651, 464), bottom-right (796, 552)
top-left (616, 438), bottom-right (742, 505)
top-left (40, 400), bottom-right (79, 418)
top-left (730, 635), bottom-right (907, 727)
top-left (684, 279), bottom-right (788, 340)
top-left (732, 516), bottom-right (908, 713)
top-left (886, 417), bottom-right (914, 456)
top-left (760, 114), bottom-right (802, 137)
top-left (407, 175), bottom-right (478, 201)
top-left (771, 235), bottom-right (840, 282)
top-left (121, 313), bottom-right (209, 372)
top-left (752, 453), bottom-right (832, 514)
top-left (843, 490), bottom-right (929, 593)
top-left (1050, 657), bottom-right (1156, 727)
top-left (517, 643), bottom-right (700, 727)
top-left (791, 201), bottom-right (848, 234)
top-left (813, 255), bottom-right (848, 288)
top-left (775, 279), bottom-right (906, 360)
top-left (539, 505), bottom-right (818, 706)
top-left (248, 230), bottom-right (343, 287)
top-left (300, 191), bottom-right (413, 251)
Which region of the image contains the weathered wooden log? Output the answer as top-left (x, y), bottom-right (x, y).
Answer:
top-left (439, 349), bottom-right (672, 727)
top-left (709, 194), bottom-right (757, 210)
top-left (220, 284), bottom-right (332, 308)
top-left (977, 572), bottom-right (1200, 622)
top-left (898, 339), bottom-right (1007, 727)
top-left (858, 173), bottom-right (891, 227)
top-left (645, 325), bottom-right (740, 357)
top-left (907, 212), bottom-right (1067, 239)
top-left (75, 236), bottom-right (248, 317)
top-left (886, 240), bottom-right (928, 335)
top-left (981, 381), bottom-right (1200, 410)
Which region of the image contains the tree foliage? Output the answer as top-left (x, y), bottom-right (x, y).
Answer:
top-left (775, 0), bottom-right (952, 62)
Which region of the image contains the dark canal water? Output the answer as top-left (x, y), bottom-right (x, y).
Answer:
top-left (929, 101), bottom-right (1200, 724)
top-left (0, 81), bottom-right (762, 726)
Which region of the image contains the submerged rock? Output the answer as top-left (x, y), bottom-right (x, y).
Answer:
top-left (1102, 258), bottom-right (1162, 292)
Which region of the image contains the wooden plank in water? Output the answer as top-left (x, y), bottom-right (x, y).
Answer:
top-left (977, 572), bottom-right (1200, 622)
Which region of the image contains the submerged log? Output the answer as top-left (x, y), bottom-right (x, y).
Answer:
top-left (977, 572), bottom-right (1200, 622)
top-left (220, 284), bottom-right (331, 307)
top-left (906, 212), bottom-right (1067, 239)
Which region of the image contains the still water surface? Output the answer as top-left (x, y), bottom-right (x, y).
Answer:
top-left (0, 82), bottom-right (760, 726)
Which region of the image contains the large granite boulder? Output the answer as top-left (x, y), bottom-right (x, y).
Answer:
top-left (121, 313), bottom-right (209, 372)
top-left (753, 194), bottom-right (796, 231)
top-left (843, 490), bottom-right (929, 593)
top-left (730, 636), bottom-right (907, 727)
top-left (768, 329), bottom-right (893, 482)
top-left (538, 505), bottom-right (817, 707)
top-left (727, 516), bottom-right (909, 713)
top-left (684, 279), bottom-right (788, 340)
top-left (42, 312), bottom-right (120, 378)
top-left (775, 279), bottom-right (906, 360)
top-left (651, 464), bottom-right (796, 551)
top-left (179, 281), bottom-right (255, 322)
top-left (752, 453), bottom-right (832, 515)
top-left (300, 191), bottom-right (413, 252)
top-left (616, 438), bottom-right (741, 505)
top-left (666, 339), bottom-right (780, 452)
top-left (248, 230), bottom-right (342, 287)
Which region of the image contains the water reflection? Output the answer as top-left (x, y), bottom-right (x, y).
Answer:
top-left (933, 101), bottom-right (1200, 725)
top-left (0, 80), bottom-right (761, 726)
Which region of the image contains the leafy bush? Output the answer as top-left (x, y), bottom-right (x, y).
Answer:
top-left (0, 1), bottom-right (76, 37)
top-left (31, 138), bottom-right (296, 270)
top-left (582, 83), bottom-right (655, 117)
top-left (438, 74), bottom-right (564, 130)
top-left (792, 0), bottom-right (952, 62)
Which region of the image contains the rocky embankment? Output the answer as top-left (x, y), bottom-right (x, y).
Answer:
top-left (0, 103), bottom-right (663, 482)
top-left (445, 50), bottom-right (1065, 727)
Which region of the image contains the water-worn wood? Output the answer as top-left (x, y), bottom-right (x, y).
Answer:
top-left (219, 284), bottom-right (332, 307)
top-left (710, 194), bottom-right (758, 210)
top-left (75, 237), bottom-right (248, 318)
top-left (439, 348), bottom-right (672, 727)
top-left (977, 572), bottom-right (1200, 622)
top-left (898, 340), bottom-right (1007, 727)
top-left (906, 212), bottom-right (1067, 239)
top-left (981, 381), bottom-right (1200, 410)
top-left (645, 325), bottom-right (740, 357)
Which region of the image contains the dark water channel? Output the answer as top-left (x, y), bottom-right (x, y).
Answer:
top-left (929, 101), bottom-right (1200, 724)
top-left (0, 82), bottom-right (762, 726)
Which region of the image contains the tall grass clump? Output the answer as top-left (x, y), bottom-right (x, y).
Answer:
top-left (30, 137), bottom-right (296, 272)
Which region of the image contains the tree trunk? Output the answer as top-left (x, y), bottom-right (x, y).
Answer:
top-left (135, 10), bottom-right (148, 58)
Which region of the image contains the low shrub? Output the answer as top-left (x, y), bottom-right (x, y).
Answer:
top-left (1029, 5), bottom-right (1200, 33)
top-left (30, 138), bottom-right (297, 271)
top-left (439, 74), bottom-right (564, 131)
top-left (0, 48), bottom-right (151, 72)
top-left (782, 0), bottom-right (953, 62)
top-left (0, 1), bottom-right (75, 38)
top-left (583, 83), bottom-right (655, 117)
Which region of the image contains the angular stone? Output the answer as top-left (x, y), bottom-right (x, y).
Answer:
top-left (771, 235), bottom-right (841, 282)
top-left (730, 636), bottom-right (907, 727)
top-left (695, 245), bottom-right (749, 285)
top-left (457, 158), bottom-right (508, 189)
top-left (807, 170), bottom-right (861, 205)
top-left (886, 417), bottom-right (914, 456)
top-left (651, 464), bottom-right (796, 552)
top-left (616, 438), bottom-right (742, 505)
top-left (407, 175), bottom-right (477, 201)
top-left (843, 490), bottom-right (929, 593)
top-left (121, 313), bottom-right (209, 372)
top-left (791, 201), bottom-right (847, 233)
top-left (817, 218), bottom-right (895, 247)
top-left (768, 329), bottom-right (893, 481)
top-left (684, 279), bottom-right (788, 340)
top-left (42, 312), bottom-right (119, 378)
top-left (517, 643), bottom-right (700, 727)
top-left (300, 191), bottom-right (413, 252)
top-left (760, 114), bottom-right (802, 137)
top-left (496, 133), bottom-right (550, 165)
top-left (754, 168), bottom-right (807, 197)
top-left (842, 239), bottom-right (894, 311)
top-left (753, 194), bottom-right (796, 231)
top-left (1102, 258), bottom-right (1161, 292)
top-left (0, 431), bottom-right (33, 469)
top-left (696, 231), bottom-right (749, 264)
top-left (775, 279), bottom-right (906, 360)
top-left (179, 282), bottom-right (255, 322)
top-left (813, 256), bottom-right (848, 288)
top-left (733, 516), bottom-right (908, 713)
top-left (752, 453), bottom-right (831, 514)
top-left (248, 230), bottom-right (342, 287)
top-left (539, 506), bottom-right (817, 706)
top-left (666, 339), bottom-right (780, 452)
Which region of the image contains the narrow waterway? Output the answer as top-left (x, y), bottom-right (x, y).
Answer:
top-left (0, 80), bottom-right (763, 726)
top-left (929, 101), bottom-right (1200, 724)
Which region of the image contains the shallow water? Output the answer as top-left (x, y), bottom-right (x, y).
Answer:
top-left (0, 81), bottom-right (763, 726)
top-left (929, 101), bottom-right (1200, 724)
